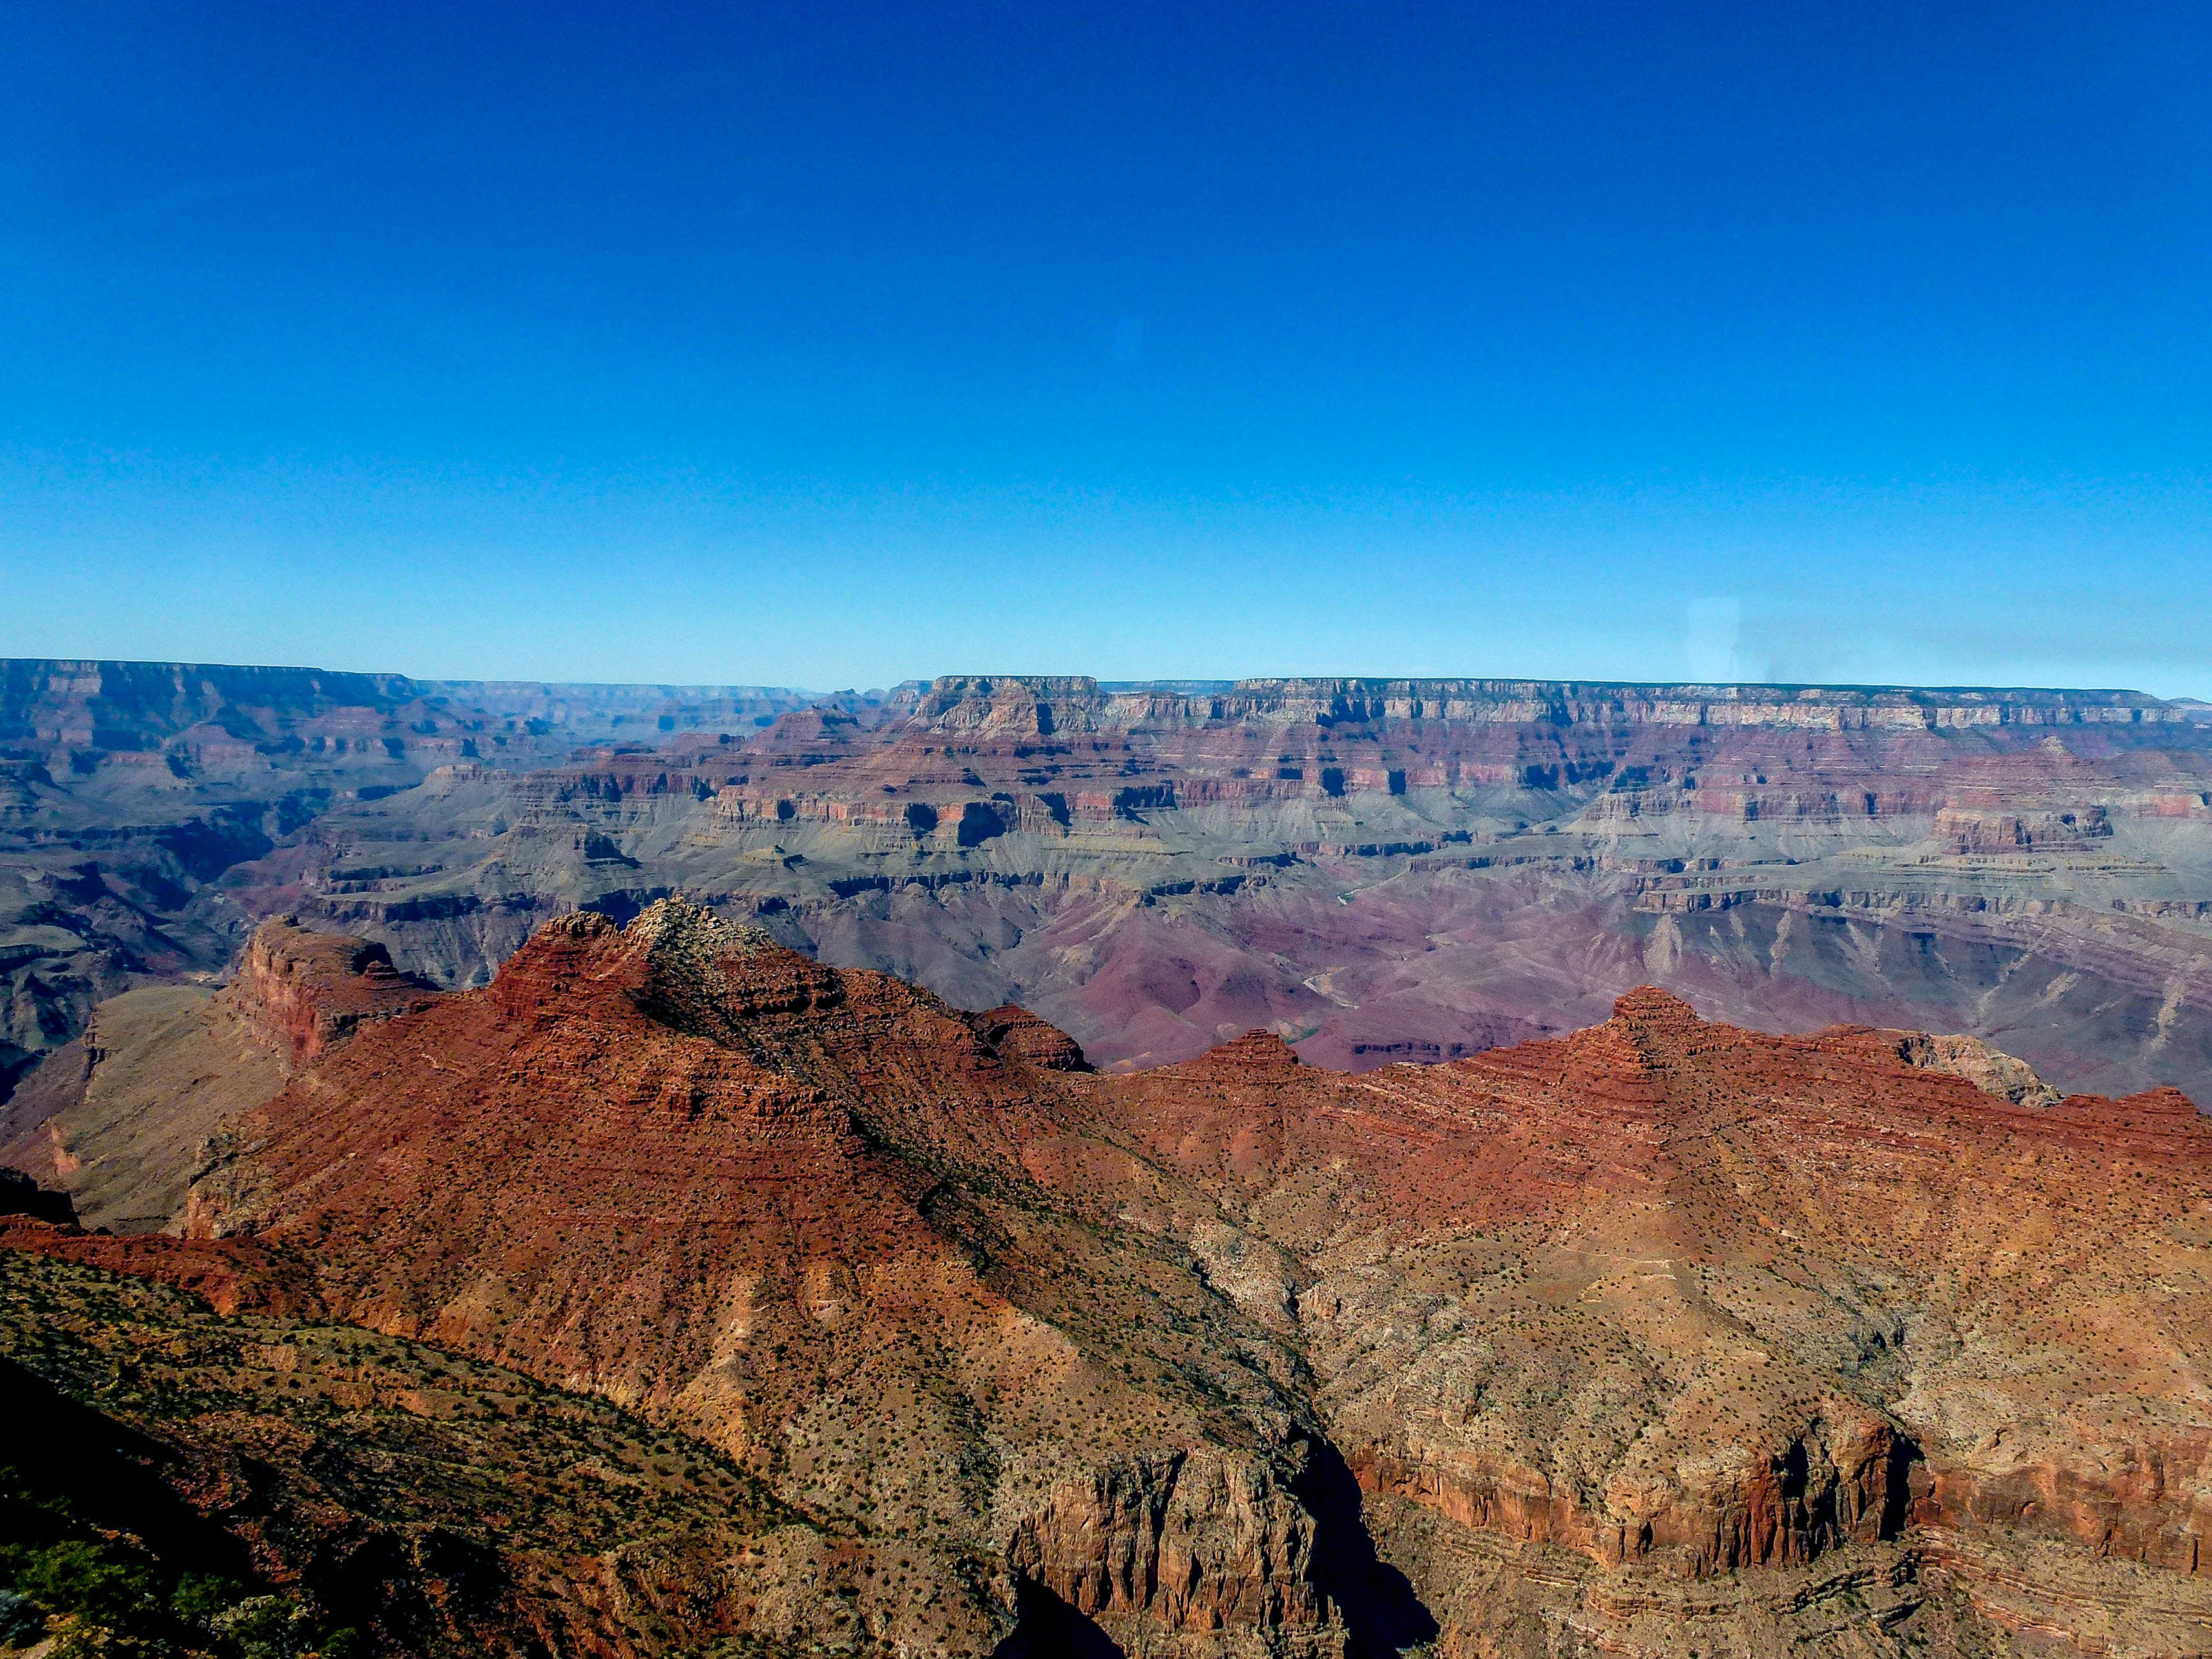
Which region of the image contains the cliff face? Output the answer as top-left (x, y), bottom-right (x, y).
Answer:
top-left (0, 918), bottom-right (440, 1231)
top-left (1090, 981), bottom-right (2212, 1649)
top-left (230, 917), bottom-right (440, 1063)
top-left (55, 902), bottom-right (2190, 1654)
top-left (177, 903), bottom-right (1357, 1656)
top-left (212, 672), bottom-right (2212, 1111)
top-left (0, 660), bottom-right (829, 1109)
top-left (1003, 1448), bottom-right (1341, 1654)
top-left (1349, 1407), bottom-right (1914, 1576)
top-left (16, 661), bottom-right (2212, 1120)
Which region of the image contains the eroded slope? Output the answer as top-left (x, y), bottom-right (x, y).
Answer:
top-left (219, 676), bottom-right (2212, 1102)
top-left (108, 901), bottom-right (2212, 1656)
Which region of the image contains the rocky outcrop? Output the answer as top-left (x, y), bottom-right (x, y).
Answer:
top-left (1004, 1449), bottom-right (1343, 1653)
top-left (1355, 1408), bottom-right (1914, 1576)
top-left (1893, 1030), bottom-right (2063, 1106)
top-left (178, 902), bottom-right (1344, 1654)
top-left (232, 917), bottom-right (441, 1062)
top-left (203, 667), bottom-right (2212, 1111)
top-left (975, 1004), bottom-right (1090, 1071)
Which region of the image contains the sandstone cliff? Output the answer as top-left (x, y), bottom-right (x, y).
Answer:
top-left (0, 918), bottom-right (436, 1231)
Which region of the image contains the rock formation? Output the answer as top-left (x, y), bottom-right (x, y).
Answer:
top-left (0, 917), bottom-right (437, 1231)
top-left (196, 672), bottom-right (2212, 1107)
top-left (0, 1165), bottom-right (75, 1225)
top-left (9, 661), bottom-right (2212, 1653)
top-left (0, 659), bottom-right (825, 1101)
top-left (3, 901), bottom-right (2196, 1652)
top-left (229, 916), bottom-right (441, 1063)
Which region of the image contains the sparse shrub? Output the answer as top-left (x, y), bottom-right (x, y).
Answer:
top-left (213, 1593), bottom-right (311, 1658)
top-left (14, 1541), bottom-right (162, 1631)
top-left (170, 1572), bottom-right (245, 1631)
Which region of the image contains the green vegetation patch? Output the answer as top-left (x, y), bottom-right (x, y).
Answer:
top-left (0, 1249), bottom-right (811, 1657)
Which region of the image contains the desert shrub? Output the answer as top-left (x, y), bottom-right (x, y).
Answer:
top-left (13, 1540), bottom-right (163, 1631)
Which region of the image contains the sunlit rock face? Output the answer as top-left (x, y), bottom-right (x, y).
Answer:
top-left (9, 902), bottom-right (2194, 1652)
top-left (218, 676), bottom-right (2212, 1105)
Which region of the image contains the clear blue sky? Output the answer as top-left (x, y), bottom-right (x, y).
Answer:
top-left (5, 2), bottom-right (2211, 693)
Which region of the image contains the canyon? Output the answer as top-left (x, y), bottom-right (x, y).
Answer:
top-left (3, 900), bottom-right (2212, 1654)
top-left (205, 671), bottom-right (2212, 1106)
top-left (15, 663), bottom-right (2212, 1113)
top-left (0, 659), bottom-right (825, 1100)
top-left (9, 661), bottom-right (2212, 1654)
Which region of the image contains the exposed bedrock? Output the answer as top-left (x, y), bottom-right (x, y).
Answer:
top-left (232, 915), bottom-right (441, 1062)
top-left (0, 916), bottom-right (437, 1230)
top-left (0, 659), bottom-right (827, 1099)
top-left (2, 906), bottom-right (2157, 1651)
top-left (1348, 1406), bottom-right (1918, 1576)
top-left (1003, 1447), bottom-right (1345, 1654)
top-left (168, 671), bottom-right (2212, 1106)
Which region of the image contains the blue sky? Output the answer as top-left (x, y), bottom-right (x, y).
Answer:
top-left (5, 2), bottom-right (2211, 693)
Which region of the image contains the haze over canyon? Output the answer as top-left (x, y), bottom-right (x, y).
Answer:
top-left (8, 659), bottom-right (2212, 1105)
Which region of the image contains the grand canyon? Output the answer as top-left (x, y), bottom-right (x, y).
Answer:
top-left (7, 659), bottom-right (2212, 1656)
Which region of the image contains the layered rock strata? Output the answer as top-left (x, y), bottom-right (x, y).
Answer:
top-left (0, 659), bottom-right (825, 1100)
top-left (17, 899), bottom-right (2183, 1654)
top-left (211, 673), bottom-right (2212, 1106)
top-left (0, 918), bottom-right (436, 1230)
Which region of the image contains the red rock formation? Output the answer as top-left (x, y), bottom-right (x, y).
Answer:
top-left (231, 917), bottom-right (441, 1063)
top-left (972, 1004), bottom-right (1090, 1071)
top-left (1004, 1448), bottom-right (1333, 1637)
top-left (211, 671), bottom-right (2212, 1118)
top-left (1091, 980), bottom-right (2212, 1629)
top-left (0, 1214), bottom-right (322, 1317)
top-left (182, 903), bottom-right (1353, 1654)
top-left (65, 902), bottom-right (2205, 1652)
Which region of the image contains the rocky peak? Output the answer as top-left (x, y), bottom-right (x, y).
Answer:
top-left (972, 1004), bottom-right (1090, 1071)
top-left (1595, 984), bottom-right (1719, 1079)
top-left (623, 897), bottom-right (842, 1032)
top-left (621, 894), bottom-right (783, 971)
top-left (1611, 983), bottom-right (1703, 1029)
top-left (1185, 1029), bottom-right (1305, 1074)
top-left (495, 900), bottom-right (849, 1053)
